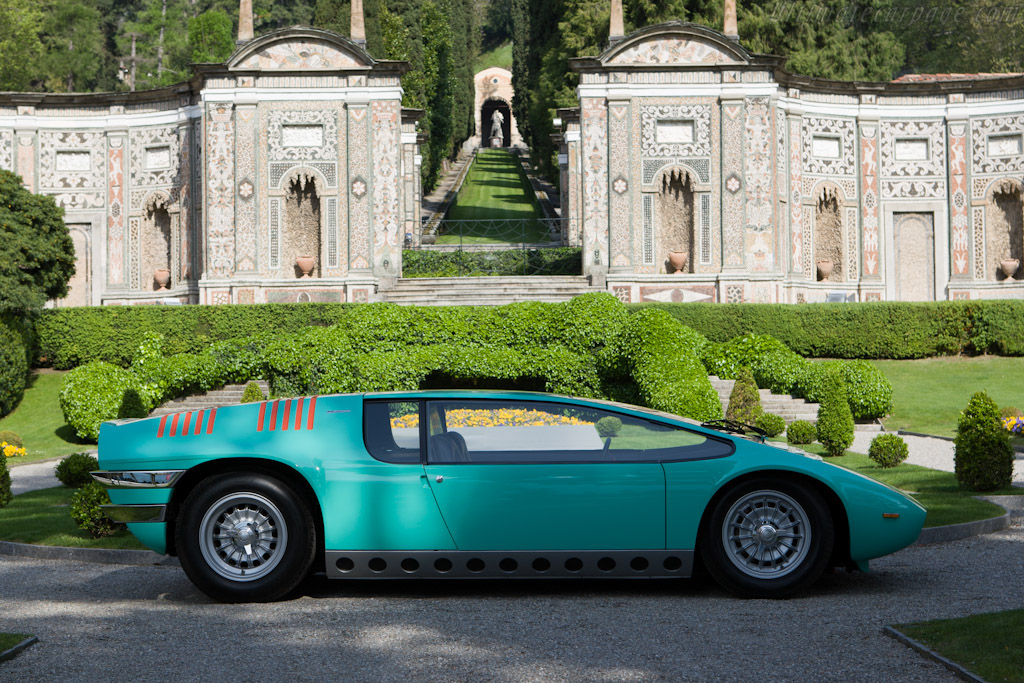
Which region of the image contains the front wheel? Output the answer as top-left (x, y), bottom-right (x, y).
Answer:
top-left (176, 473), bottom-right (316, 602)
top-left (700, 478), bottom-right (833, 598)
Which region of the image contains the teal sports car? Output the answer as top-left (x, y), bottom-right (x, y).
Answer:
top-left (93, 390), bottom-right (925, 602)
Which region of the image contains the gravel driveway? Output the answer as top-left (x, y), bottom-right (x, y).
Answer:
top-left (2, 498), bottom-right (1022, 682)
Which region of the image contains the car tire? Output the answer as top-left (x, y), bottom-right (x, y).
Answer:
top-left (700, 477), bottom-right (833, 599)
top-left (175, 473), bottom-right (316, 603)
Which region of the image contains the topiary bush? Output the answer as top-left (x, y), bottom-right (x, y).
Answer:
top-left (0, 454), bottom-right (11, 508)
top-left (59, 361), bottom-right (143, 441)
top-left (755, 412), bottom-right (787, 438)
top-left (0, 317), bottom-right (28, 418)
top-left (815, 371), bottom-right (854, 457)
top-left (868, 434), bottom-right (909, 468)
top-left (954, 391), bottom-right (1014, 491)
top-left (55, 452), bottom-right (99, 488)
top-left (786, 420), bottom-right (816, 445)
top-left (0, 430), bottom-right (22, 448)
top-left (999, 405), bottom-right (1022, 419)
top-left (240, 381), bottom-right (265, 403)
top-left (796, 360), bottom-right (892, 421)
top-left (726, 366), bottom-right (762, 424)
top-left (596, 416), bottom-right (622, 437)
top-left (70, 481), bottom-right (121, 537)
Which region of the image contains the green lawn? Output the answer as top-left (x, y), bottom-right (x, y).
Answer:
top-left (871, 356), bottom-right (1024, 438)
top-left (474, 40), bottom-right (512, 72)
top-left (0, 486), bottom-right (145, 550)
top-left (440, 149), bottom-right (548, 244)
top-left (0, 633), bottom-right (33, 652)
top-left (0, 371), bottom-right (92, 465)
top-left (897, 610), bottom-right (1024, 683)
top-left (794, 445), bottom-right (1013, 527)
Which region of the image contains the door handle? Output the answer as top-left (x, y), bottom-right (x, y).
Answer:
top-left (435, 475), bottom-right (443, 483)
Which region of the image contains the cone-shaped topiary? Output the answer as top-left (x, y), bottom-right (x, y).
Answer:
top-left (954, 391), bottom-right (1013, 491)
top-left (240, 380), bottom-right (265, 404)
top-left (726, 366), bottom-right (762, 424)
top-left (816, 371), bottom-right (854, 457)
top-left (118, 388), bottom-right (148, 419)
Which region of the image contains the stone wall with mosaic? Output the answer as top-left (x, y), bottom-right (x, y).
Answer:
top-left (0, 27), bottom-right (416, 307)
top-left (559, 21), bottom-right (1024, 303)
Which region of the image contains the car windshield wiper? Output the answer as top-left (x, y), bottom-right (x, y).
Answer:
top-left (700, 419), bottom-right (767, 441)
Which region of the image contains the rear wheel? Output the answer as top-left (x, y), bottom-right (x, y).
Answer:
top-left (176, 473), bottom-right (316, 602)
top-left (700, 478), bottom-right (833, 598)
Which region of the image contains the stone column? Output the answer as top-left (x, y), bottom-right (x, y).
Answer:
top-left (720, 92), bottom-right (745, 270)
top-left (238, 0), bottom-right (253, 42)
top-left (234, 102), bottom-right (257, 273)
top-left (351, 0), bottom-right (366, 45)
top-left (858, 95), bottom-right (880, 280)
top-left (346, 100), bottom-right (372, 272)
top-left (580, 97), bottom-right (609, 279)
top-left (607, 93), bottom-right (632, 271)
top-left (947, 94), bottom-right (970, 280)
top-left (204, 103), bottom-right (236, 280)
top-left (106, 131), bottom-right (127, 288)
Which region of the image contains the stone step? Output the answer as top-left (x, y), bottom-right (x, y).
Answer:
top-left (709, 375), bottom-right (821, 424)
top-left (383, 276), bottom-right (595, 306)
top-left (151, 381), bottom-right (270, 416)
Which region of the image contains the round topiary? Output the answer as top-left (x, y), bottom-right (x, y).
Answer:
top-left (999, 405), bottom-right (1022, 419)
top-left (240, 380), bottom-right (266, 404)
top-left (0, 454), bottom-right (11, 508)
top-left (868, 433), bottom-right (909, 468)
top-left (754, 412), bottom-right (787, 438)
top-left (596, 416), bottom-right (622, 437)
top-left (70, 481), bottom-right (121, 537)
top-left (786, 420), bottom-right (816, 445)
top-left (954, 391), bottom-right (1014, 491)
top-left (815, 372), bottom-right (854, 457)
top-left (0, 430), bottom-right (22, 448)
top-left (55, 452), bottom-right (100, 488)
top-left (726, 366), bottom-right (762, 424)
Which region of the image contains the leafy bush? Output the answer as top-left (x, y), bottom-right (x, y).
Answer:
top-left (55, 452), bottom-right (99, 488)
top-left (241, 381), bottom-right (265, 403)
top-left (954, 391), bottom-right (1014, 491)
top-left (70, 481), bottom-right (121, 537)
top-left (726, 367), bottom-right (762, 424)
top-left (0, 431), bottom-right (22, 448)
top-left (402, 247), bottom-right (581, 277)
top-left (596, 416), bottom-right (622, 437)
top-left (999, 406), bottom-right (1022, 418)
top-left (59, 362), bottom-right (143, 441)
top-left (707, 334), bottom-right (810, 396)
top-left (0, 316), bottom-right (28, 417)
top-left (755, 412), bottom-right (787, 437)
top-left (797, 360), bottom-right (892, 420)
top-left (816, 371), bottom-right (854, 457)
top-left (868, 434), bottom-right (909, 468)
top-left (0, 454), bottom-right (10, 508)
top-left (786, 420), bottom-right (816, 445)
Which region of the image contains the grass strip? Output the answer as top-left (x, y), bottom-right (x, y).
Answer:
top-left (896, 610), bottom-right (1024, 683)
top-left (0, 633), bottom-right (32, 652)
top-left (0, 486), bottom-right (145, 550)
top-left (794, 445), bottom-right (1013, 527)
top-left (0, 370), bottom-right (92, 465)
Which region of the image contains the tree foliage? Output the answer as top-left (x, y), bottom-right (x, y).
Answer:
top-left (189, 9), bottom-right (235, 63)
top-left (0, 170), bottom-right (75, 313)
top-left (0, 0), bottom-right (44, 90)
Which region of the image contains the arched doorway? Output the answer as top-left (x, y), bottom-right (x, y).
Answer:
top-left (284, 174), bottom-right (322, 277)
top-left (656, 168), bottom-right (695, 273)
top-left (813, 187), bottom-right (843, 282)
top-left (987, 180), bottom-right (1024, 280)
top-left (481, 98), bottom-right (511, 147)
top-left (142, 194), bottom-right (172, 291)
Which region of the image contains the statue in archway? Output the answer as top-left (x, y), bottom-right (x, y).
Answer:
top-left (490, 109), bottom-right (504, 139)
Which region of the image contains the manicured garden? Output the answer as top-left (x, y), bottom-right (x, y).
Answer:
top-left (0, 486), bottom-right (143, 550)
top-left (896, 609), bottom-right (1024, 683)
top-left (0, 371), bottom-right (90, 465)
top-left (441, 148), bottom-right (546, 239)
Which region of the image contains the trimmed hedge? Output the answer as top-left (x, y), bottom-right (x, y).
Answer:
top-left (645, 300), bottom-right (1024, 358)
top-left (402, 247), bottom-right (581, 277)
top-left (0, 313), bottom-right (35, 417)
top-left (59, 362), bottom-right (143, 441)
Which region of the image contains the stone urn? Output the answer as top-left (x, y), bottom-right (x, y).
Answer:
top-left (667, 250), bottom-right (689, 274)
top-left (999, 257), bottom-right (1020, 280)
top-left (295, 255), bottom-right (316, 278)
top-left (153, 268), bottom-right (170, 291)
top-left (421, 233), bottom-right (437, 245)
top-left (816, 259), bottom-right (834, 281)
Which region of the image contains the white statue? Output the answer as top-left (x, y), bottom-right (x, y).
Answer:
top-left (490, 110), bottom-right (504, 139)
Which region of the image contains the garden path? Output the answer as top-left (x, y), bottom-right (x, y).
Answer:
top-left (851, 432), bottom-right (1024, 487)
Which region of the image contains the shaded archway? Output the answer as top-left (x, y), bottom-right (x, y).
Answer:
top-left (814, 187), bottom-right (843, 282)
top-left (481, 98), bottom-right (511, 147)
top-left (284, 174), bottom-right (322, 277)
top-left (656, 168), bottom-right (694, 273)
top-left (142, 194), bottom-right (172, 290)
top-left (987, 179), bottom-right (1024, 280)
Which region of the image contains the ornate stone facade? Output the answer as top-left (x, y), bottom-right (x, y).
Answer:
top-left (4, 28), bottom-right (418, 306)
top-left (561, 20), bottom-right (1024, 301)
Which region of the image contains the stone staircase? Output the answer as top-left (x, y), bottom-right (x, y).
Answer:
top-left (382, 276), bottom-right (595, 306)
top-left (150, 380), bottom-right (271, 417)
top-left (709, 376), bottom-right (819, 425)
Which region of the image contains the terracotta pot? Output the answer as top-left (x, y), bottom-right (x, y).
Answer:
top-left (816, 259), bottom-right (834, 281)
top-left (153, 268), bottom-right (170, 291)
top-left (999, 258), bottom-right (1020, 279)
top-left (667, 250), bottom-right (689, 274)
top-left (296, 255), bottom-right (316, 278)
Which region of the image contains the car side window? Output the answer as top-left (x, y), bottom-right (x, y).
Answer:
top-left (364, 400), bottom-right (421, 464)
top-left (425, 400), bottom-right (732, 464)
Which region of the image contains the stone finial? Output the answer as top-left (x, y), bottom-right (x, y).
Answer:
top-left (609, 0), bottom-right (624, 45)
top-left (724, 0), bottom-right (738, 39)
top-left (238, 0), bottom-right (254, 43)
top-left (351, 0), bottom-right (367, 45)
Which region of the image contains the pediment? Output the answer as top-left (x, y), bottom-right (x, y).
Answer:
top-left (602, 23), bottom-right (750, 66)
top-left (229, 29), bottom-right (373, 71)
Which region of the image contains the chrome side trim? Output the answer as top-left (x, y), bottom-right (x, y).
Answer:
top-left (324, 550), bottom-right (694, 580)
top-left (101, 504), bottom-right (167, 523)
top-left (91, 470), bottom-right (185, 489)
